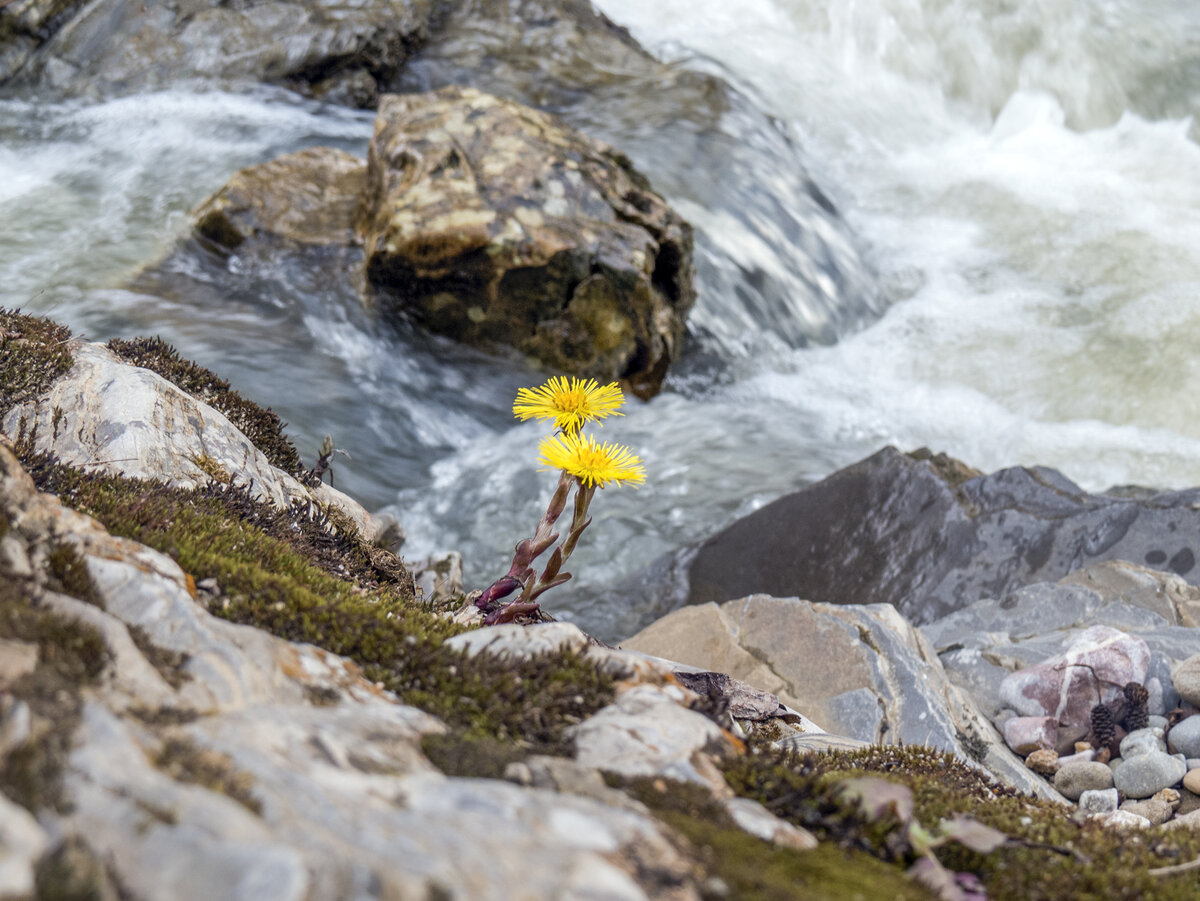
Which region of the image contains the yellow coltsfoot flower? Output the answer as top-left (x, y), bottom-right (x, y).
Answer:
top-left (538, 431), bottom-right (646, 489)
top-left (513, 376), bottom-right (625, 435)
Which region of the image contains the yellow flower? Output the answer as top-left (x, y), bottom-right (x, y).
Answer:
top-left (538, 432), bottom-right (646, 489)
top-left (513, 376), bottom-right (625, 434)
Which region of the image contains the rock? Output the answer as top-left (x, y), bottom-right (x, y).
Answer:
top-left (4, 0), bottom-right (433, 104)
top-left (623, 594), bottom-right (1062, 799)
top-left (722, 798), bottom-right (818, 852)
top-left (1077, 788), bottom-right (1118, 816)
top-left (1025, 748), bottom-right (1059, 775)
top-left (1173, 655), bottom-right (1200, 706)
top-left (1093, 810), bottom-right (1151, 830)
top-left (1155, 788), bottom-right (1181, 809)
top-left (0, 793), bottom-right (48, 899)
top-left (1183, 769), bottom-right (1200, 794)
top-left (1112, 751), bottom-right (1187, 799)
top-left (1161, 809), bottom-right (1200, 831)
top-left (444, 622), bottom-right (589, 660)
top-left (192, 148), bottom-right (367, 251)
top-left (1057, 750), bottom-right (1095, 767)
top-left (996, 627), bottom-right (1149, 731)
top-left (651, 447), bottom-right (1200, 625)
top-left (1120, 798), bottom-right (1173, 825)
top-left (1179, 789), bottom-right (1200, 816)
top-left (1054, 762), bottom-right (1114, 800)
top-left (1, 341), bottom-right (383, 541)
top-left (410, 551), bottom-right (464, 606)
top-left (358, 87), bottom-right (695, 399)
top-left (1120, 728), bottom-right (1166, 760)
top-left (570, 684), bottom-right (737, 795)
top-left (1003, 716), bottom-right (1058, 756)
top-left (1166, 719), bottom-right (1200, 763)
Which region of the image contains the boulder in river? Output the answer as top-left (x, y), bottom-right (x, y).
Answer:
top-left (358, 87), bottom-right (695, 398)
top-left (652, 446), bottom-right (1200, 625)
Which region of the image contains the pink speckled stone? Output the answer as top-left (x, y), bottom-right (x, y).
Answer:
top-left (1003, 715), bottom-right (1059, 755)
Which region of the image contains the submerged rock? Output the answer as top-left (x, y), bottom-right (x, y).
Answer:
top-left (652, 446), bottom-right (1200, 626)
top-left (358, 87), bottom-right (695, 398)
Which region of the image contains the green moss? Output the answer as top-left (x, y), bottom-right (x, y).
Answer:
top-left (621, 776), bottom-right (932, 901)
top-left (126, 624), bottom-right (192, 689)
top-left (45, 544), bottom-right (104, 609)
top-left (34, 836), bottom-right (122, 901)
top-left (722, 744), bottom-right (1200, 901)
top-left (106, 336), bottom-right (304, 475)
top-left (153, 738), bottom-right (262, 815)
top-left (421, 733), bottom-right (531, 780)
top-left (0, 308), bottom-right (73, 421)
top-left (21, 454), bottom-right (615, 752)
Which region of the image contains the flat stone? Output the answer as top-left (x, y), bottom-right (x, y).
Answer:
top-left (1055, 762), bottom-right (1115, 800)
top-left (623, 594), bottom-right (1057, 799)
top-left (1173, 654), bottom-right (1200, 706)
top-left (1077, 788), bottom-right (1118, 816)
top-left (722, 798), bottom-right (818, 851)
top-left (1113, 751), bottom-right (1187, 799)
top-left (444, 622), bottom-right (589, 660)
top-left (1094, 810), bottom-right (1151, 830)
top-left (1057, 750), bottom-right (1095, 767)
top-left (1167, 714), bottom-right (1200, 758)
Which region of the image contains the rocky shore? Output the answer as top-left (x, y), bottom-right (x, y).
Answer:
top-left (5, 0), bottom-right (1200, 898)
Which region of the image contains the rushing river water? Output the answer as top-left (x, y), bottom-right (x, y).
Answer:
top-left (3, 0), bottom-right (1200, 639)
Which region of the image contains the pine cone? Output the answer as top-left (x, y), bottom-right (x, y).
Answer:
top-left (1122, 682), bottom-right (1150, 732)
top-left (1090, 701), bottom-right (1116, 750)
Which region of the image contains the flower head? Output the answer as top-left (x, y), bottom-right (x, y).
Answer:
top-left (538, 431), bottom-right (646, 489)
top-left (513, 376), bottom-right (625, 435)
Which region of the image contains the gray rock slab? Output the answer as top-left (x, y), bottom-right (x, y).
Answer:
top-left (649, 447), bottom-right (1200, 626)
top-left (624, 594), bottom-right (1061, 800)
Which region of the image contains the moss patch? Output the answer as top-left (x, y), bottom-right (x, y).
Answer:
top-left (722, 744), bottom-right (1200, 901)
top-left (21, 454), bottom-right (615, 752)
top-left (45, 543), bottom-right (105, 609)
top-left (127, 624), bottom-right (192, 689)
top-left (621, 776), bottom-right (932, 901)
top-left (107, 336), bottom-right (303, 475)
top-left (0, 308), bottom-right (74, 421)
top-left (153, 738), bottom-right (262, 815)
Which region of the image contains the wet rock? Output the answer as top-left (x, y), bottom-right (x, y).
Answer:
top-left (4, 0), bottom-right (433, 104)
top-left (358, 87), bottom-right (695, 399)
top-left (996, 627), bottom-right (1150, 732)
top-left (1173, 654), bottom-right (1200, 706)
top-left (1054, 762), bottom-right (1114, 801)
top-left (1112, 751), bottom-right (1187, 799)
top-left (1077, 788), bottom-right (1118, 816)
top-left (192, 148), bottom-right (367, 251)
top-left (623, 594), bottom-right (1060, 799)
top-left (1120, 798), bottom-right (1173, 825)
top-left (653, 447), bottom-right (1200, 625)
top-left (1003, 716), bottom-right (1058, 755)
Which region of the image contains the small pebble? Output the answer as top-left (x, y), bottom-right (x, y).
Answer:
top-left (1167, 714), bottom-right (1200, 758)
top-left (1155, 788), bottom-right (1181, 810)
top-left (1183, 769), bottom-right (1200, 795)
top-left (1055, 761), bottom-right (1115, 800)
top-left (1113, 751), bottom-right (1187, 799)
top-left (1119, 727), bottom-right (1165, 760)
top-left (1094, 810), bottom-right (1151, 830)
top-left (1172, 655), bottom-right (1200, 707)
top-left (1074, 741), bottom-right (1093, 754)
top-left (1025, 748), bottom-right (1059, 775)
top-left (1149, 715), bottom-right (1169, 730)
top-left (1057, 749), bottom-right (1096, 767)
top-left (1120, 799), bottom-right (1173, 825)
top-left (1076, 788), bottom-right (1118, 816)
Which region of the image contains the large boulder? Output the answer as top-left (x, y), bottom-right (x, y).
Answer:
top-left (2, 0), bottom-right (433, 103)
top-left (358, 87), bottom-right (695, 398)
top-left (623, 594), bottom-right (1059, 800)
top-left (650, 446), bottom-right (1200, 626)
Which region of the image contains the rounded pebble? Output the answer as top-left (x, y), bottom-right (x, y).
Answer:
top-left (1025, 748), bottom-right (1059, 775)
top-left (1055, 761), bottom-right (1115, 800)
top-left (1119, 727), bottom-right (1165, 760)
top-left (1149, 715), bottom-right (1169, 730)
top-left (1120, 799), bottom-right (1173, 825)
top-left (1172, 654), bottom-right (1200, 707)
top-left (1113, 751), bottom-right (1187, 799)
top-left (1077, 788), bottom-right (1118, 816)
top-left (1183, 769), bottom-right (1200, 795)
top-left (1167, 715), bottom-right (1200, 758)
